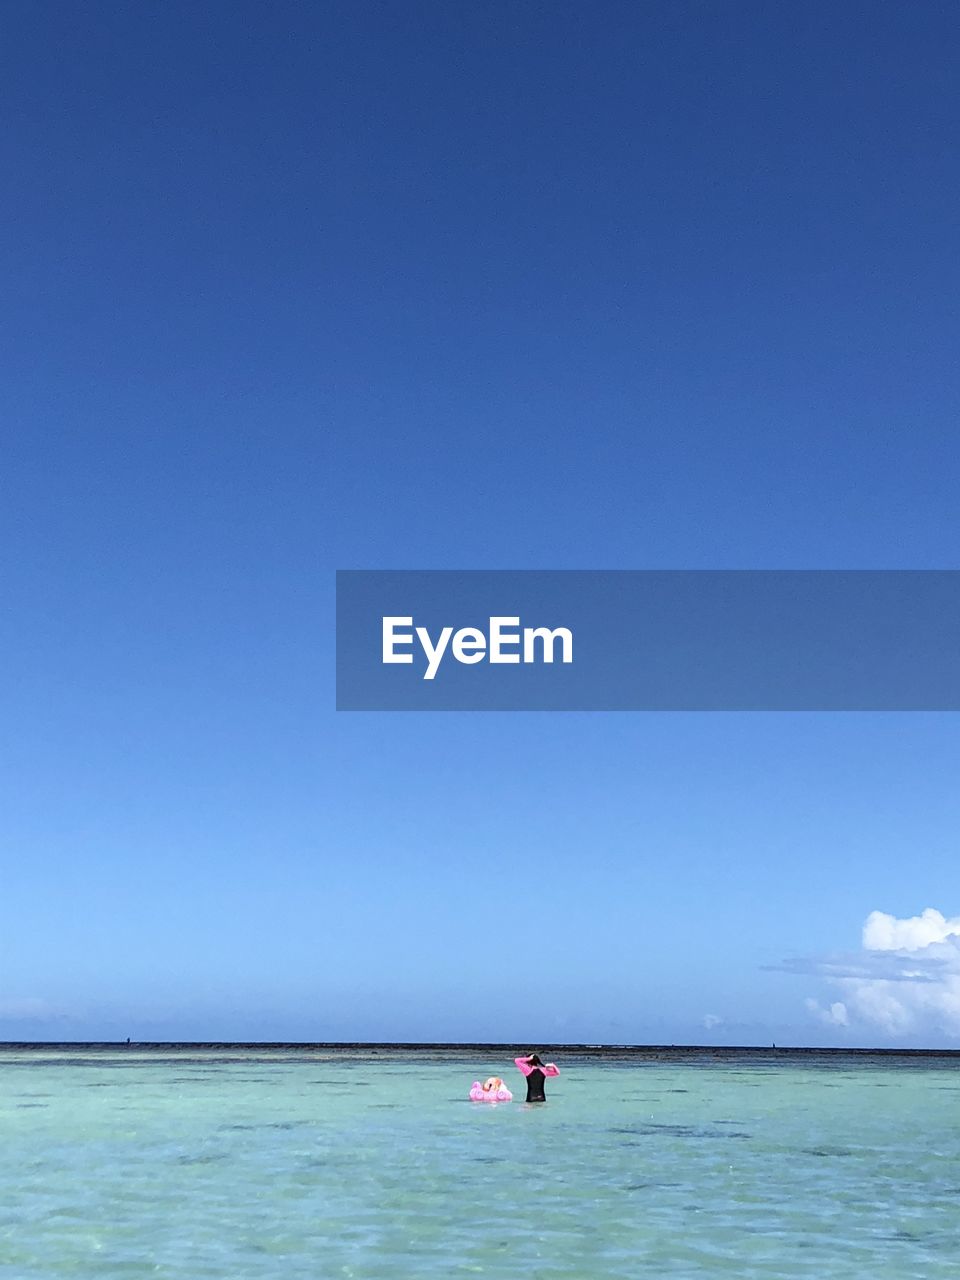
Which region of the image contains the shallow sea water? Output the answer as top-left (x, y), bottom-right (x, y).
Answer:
top-left (1, 1047), bottom-right (958, 1278)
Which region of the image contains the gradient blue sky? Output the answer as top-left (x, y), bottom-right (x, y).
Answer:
top-left (2, 2), bottom-right (959, 1044)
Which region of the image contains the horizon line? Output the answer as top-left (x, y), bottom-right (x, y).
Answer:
top-left (2, 1040), bottom-right (959, 1056)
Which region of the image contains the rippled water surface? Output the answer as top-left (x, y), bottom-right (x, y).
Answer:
top-left (1, 1047), bottom-right (958, 1278)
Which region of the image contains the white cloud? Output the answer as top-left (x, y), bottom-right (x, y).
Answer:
top-left (863, 907), bottom-right (960, 952)
top-left (0, 997), bottom-right (61, 1021)
top-left (703, 1013), bottom-right (723, 1029)
top-left (805, 998), bottom-right (849, 1027)
top-left (805, 908), bottom-right (960, 1039)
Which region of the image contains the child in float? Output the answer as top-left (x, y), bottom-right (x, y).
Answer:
top-left (514, 1052), bottom-right (560, 1102)
top-left (469, 1075), bottom-right (512, 1102)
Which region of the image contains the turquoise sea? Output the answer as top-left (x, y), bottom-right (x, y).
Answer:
top-left (1, 1046), bottom-right (958, 1278)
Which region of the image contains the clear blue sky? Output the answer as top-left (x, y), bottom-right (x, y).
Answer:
top-left (2, 2), bottom-right (958, 1045)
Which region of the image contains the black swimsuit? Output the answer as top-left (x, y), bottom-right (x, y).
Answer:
top-left (525, 1067), bottom-right (547, 1102)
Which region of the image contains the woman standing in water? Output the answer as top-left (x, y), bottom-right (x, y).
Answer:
top-left (514, 1052), bottom-right (560, 1102)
